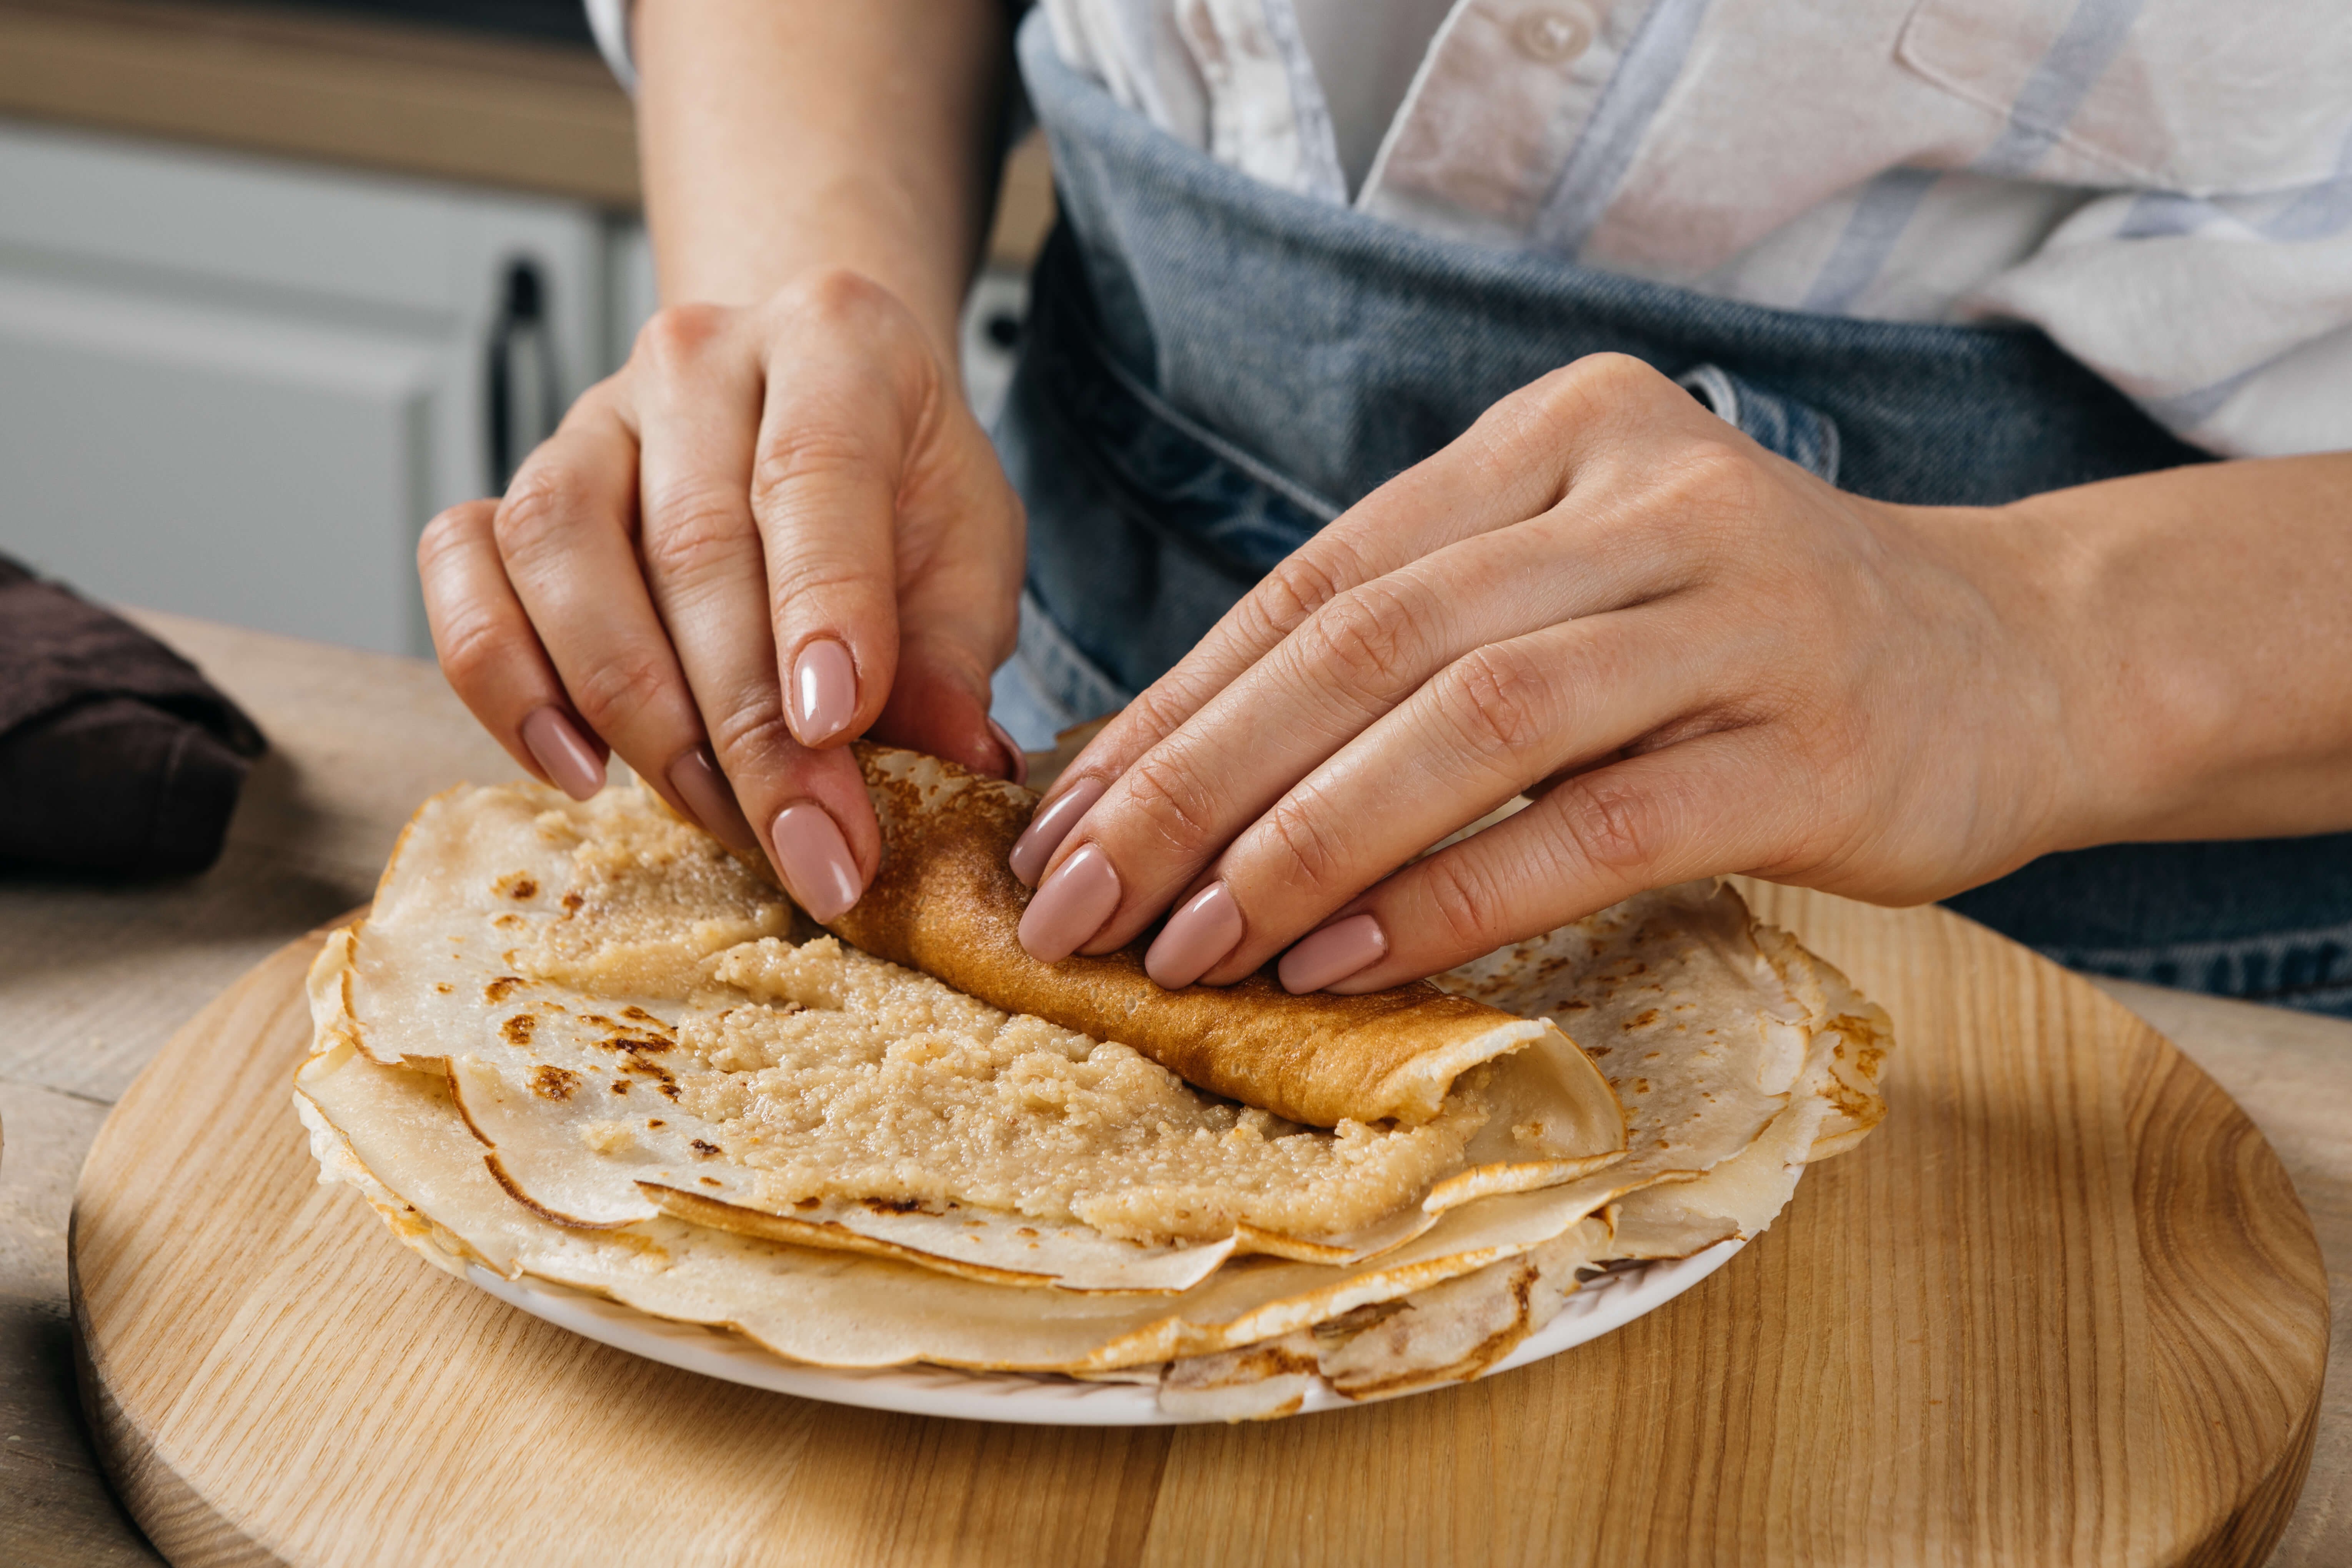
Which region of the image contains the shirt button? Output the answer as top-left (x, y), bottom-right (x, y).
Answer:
top-left (1513, 6), bottom-right (1593, 64)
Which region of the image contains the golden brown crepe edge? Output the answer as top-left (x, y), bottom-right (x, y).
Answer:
top-left (833, 744), bottom-right (1605, 1132)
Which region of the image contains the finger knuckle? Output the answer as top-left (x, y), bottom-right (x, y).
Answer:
top-left (1437, 645), bottom-right (1552, 761)
top-left (639, 479), bottom-right (753, 585)
top-left (1663, 435), bottom-right (1760, 515)
top-left (1296, 582), bottom-right (1422, 696)
top-left (1117, 752), bottom-right (1223, 861)
top-left (779, 265), bottom-right (895, 329)
top-left (768, 269), bottom-right (943, 415)
top-left (566, 649), bottom-right (671, 736)
top-left (567, 370), bottom-right (627, 419)
top-left (1600, 437), bottom-right (1765, 574)
top-left (491, 474), bottom-right (569, 559)
top-left (1570, 351), bottom-right (1660, 398)
top-left (634, 301), bottom-right (734, 371)
top-left (706, 697), bottom-right (794, 773)
top-left (1246, 548), bottom-right (1353, 643)
top-left (1548, 773), bottom-right (1668, 880)
top-left (1418, 852), bottom-right (1506, 955)
top-left (751, 422), bottom-right (889, 516)
top-left (1124, 682), bottom-right (1202, 749)
top-left (1511, 352), bottom-right (1654, 429)
top-left (416, 501), bottom-right (490, 572)
top-left (430, 604), bottom-right (514, 698)
top-left (765, 555), bottom-right (878, 621)
top-left (1258, 791), bottom-right (1352, 897)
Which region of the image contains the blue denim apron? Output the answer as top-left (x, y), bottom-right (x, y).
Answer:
top-left (987, 12), bottom-right (2352, 1017)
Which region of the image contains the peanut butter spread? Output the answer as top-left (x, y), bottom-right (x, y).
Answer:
top-left (686, 937), bottom-right (1488, 1241)
top-left (510, 789), bottom-right (1487, 1243)
top-left (517, 802), bottom-right (791, 997)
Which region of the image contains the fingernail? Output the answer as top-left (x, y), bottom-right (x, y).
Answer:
top-left (769, 803), bottom-right (864, 922)
top-left (666, 747), bottom-right (759, 858)
top-left (789, 638), bottom-right (858, 746)
top-left (1145, 881), bottom-right (1244, 990)
top-left (988, 718), bottom-right (1030, 787)
top-left (521, 707), bottom-right (604, 801)
top-left (1278, 913), bottom-right (1388, 994)
top-left (1017, 842), bottom-right (1122, 963)
top-left (1008, 776), bottom-right (1105, 887)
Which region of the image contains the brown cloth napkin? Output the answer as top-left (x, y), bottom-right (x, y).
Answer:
top-left (0, 556), bottom-right (265, 877)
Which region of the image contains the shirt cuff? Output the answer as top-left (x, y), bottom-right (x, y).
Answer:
top-left (584, 0), bottom-right (636, 94)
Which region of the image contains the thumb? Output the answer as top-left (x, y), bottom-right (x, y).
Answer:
top-left (871, 481), bottom-right (1027, 779)
top-left (876, 627), bottom-right (1020, 781)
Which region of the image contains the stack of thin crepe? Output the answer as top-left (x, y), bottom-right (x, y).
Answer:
top-left (297, 746), bottom-right (1891, 1420)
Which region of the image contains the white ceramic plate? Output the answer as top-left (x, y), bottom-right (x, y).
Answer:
top-left (466, 1234), bottom-right (1749, 1425)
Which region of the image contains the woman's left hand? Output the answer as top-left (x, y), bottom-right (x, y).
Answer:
top-left (1005, 353), bottom-right (2104, 993)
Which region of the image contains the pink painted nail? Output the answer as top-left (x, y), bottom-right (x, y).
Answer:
top-left (1017, 842), bottom-right (1122, 963)
top-left (769, 803), bottom-right (864, 922)
top-left (520, 706), bottom-right (604, 801)
top-left (1278, 913), bottom-right (1388, 994)
top-left (988, 718), bottom-right (1030, 787)
top-left (1008, 776), bottom-right (1105, 887)
top-left (789, 638), bottom-right (858, 746)
top-left (1145, 881), bottom-right (1244, 990)
top-left (666, 747), bottom-right (759, 857)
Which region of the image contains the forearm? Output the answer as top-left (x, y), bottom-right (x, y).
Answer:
top-left (633, 0), bottom-right (1010, 368)
top-left (1998, 452), bottom-right (2352, 846)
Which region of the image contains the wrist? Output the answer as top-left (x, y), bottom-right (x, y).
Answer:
top-left (1881, 496), bottom-right (2146, 863)
top-left (635, 0), bottom-right (1005, 378)
top-left (659, 220), bottom-right (970, 381)
top-left (1971, 489), bottom-right (2231, 851)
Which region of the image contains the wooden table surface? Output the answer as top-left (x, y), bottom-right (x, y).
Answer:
top-left (3, 613), bottom-right (2348, 1565)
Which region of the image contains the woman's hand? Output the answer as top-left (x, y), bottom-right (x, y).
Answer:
top-left (1007, 353), bottom-right (2099, 992)
top-left (419, 268), bottom-right (1025, 920)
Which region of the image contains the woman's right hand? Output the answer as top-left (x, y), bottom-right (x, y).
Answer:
top-left (419, 268), bottom-right (1026, 920)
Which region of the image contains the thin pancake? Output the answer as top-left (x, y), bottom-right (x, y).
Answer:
top-left (295, 1040), bottom-right (1613, 1372)
top-left (832, 745), bottom-right (1605, 1131)
top-left (327, 779), bottom-right (1626, 1282)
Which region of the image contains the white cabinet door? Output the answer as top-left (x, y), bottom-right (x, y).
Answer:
top-left (0, 120), bottom-right (612, 655)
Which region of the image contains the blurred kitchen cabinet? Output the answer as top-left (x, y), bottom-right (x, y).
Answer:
top-left (0, 118), bottom-right (617, 655)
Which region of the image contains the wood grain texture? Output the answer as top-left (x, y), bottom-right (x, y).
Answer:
top-left (2091, 979), bottom-right (2352, 1568)
top-left (70, 887), bottom-right (2329, 1567)
top-left (0, 613), bottom-right (518, 1567)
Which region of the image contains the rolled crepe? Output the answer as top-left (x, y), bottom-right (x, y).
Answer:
top-left (818, 746), bottom-right (1561, 1129)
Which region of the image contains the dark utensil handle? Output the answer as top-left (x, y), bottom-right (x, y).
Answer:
top-left (486, 259), bottom-right (561, 493)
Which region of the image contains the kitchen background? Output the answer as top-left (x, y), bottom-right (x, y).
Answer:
top-left (0, 0), bottom-right (1053, 657)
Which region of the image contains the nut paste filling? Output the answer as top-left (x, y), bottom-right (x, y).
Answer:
top-left (511, 793), bottom-right (1487, 1243)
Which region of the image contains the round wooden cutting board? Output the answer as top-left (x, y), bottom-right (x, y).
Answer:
top-left (71, 885), bottom-right (2328, 1568)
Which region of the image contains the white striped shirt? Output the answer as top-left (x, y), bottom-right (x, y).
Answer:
top-left (590, 0), bottom-right (2352, 459)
